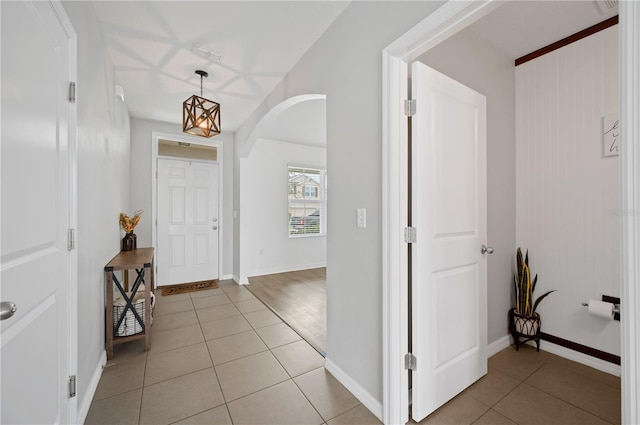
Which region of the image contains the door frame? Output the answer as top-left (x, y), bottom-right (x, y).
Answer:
top-left (61, 0), bottom-right (79, 420)
top-left (381, 1), bottom-right (640, 424)
top-left (151, 132), bottom-right (224, 283)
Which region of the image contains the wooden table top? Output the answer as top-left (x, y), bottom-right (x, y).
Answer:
top-left (104, 247), bottom-right (154, 271)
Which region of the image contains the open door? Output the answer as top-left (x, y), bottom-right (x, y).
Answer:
top-left (410, 62), bottom-right (488, 421)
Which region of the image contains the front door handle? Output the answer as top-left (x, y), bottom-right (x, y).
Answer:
top-left (481, 245), bottom-right (494, 254)
top-left (0, 302), bottom-right (17, 321)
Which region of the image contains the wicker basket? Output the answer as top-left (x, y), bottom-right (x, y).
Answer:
top-left (113, 291), bottom-right (155, 337)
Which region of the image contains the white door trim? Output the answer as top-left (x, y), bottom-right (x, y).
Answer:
top-left (151, 132), bottom-right (224, 283)
top-left (620, 2), bottom-right (640, 424)
top-left (381, 1), bottom-right (638, 424)
top-left (55, 0), bottom-right (79, 421)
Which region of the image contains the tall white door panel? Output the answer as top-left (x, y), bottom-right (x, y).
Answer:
top-left (157, 159), bottom-right (219, 285)
top-left (411, 62), bottom-right (488, 422)
top-left (1, 1), bottom-right (74, 423)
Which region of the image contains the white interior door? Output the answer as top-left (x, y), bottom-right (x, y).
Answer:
top-left (157, 159), bottom-right (219, 286)
top-left (411, 62), bottom-right (488, 422)
top-left (1, 1), bottom-right (74, 423)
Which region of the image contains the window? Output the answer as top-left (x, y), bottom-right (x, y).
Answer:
top-left (288, 166), bottom-right (327, 236)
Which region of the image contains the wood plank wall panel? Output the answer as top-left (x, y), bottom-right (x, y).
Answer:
top-left (515, 26), bottom-right (620, 356)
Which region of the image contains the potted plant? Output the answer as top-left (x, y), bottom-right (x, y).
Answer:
top-left (509, 247), bottom-right (556, 351)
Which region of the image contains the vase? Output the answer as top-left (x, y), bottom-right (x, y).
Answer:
top-left (122, 232), bottom-right (137, 251)
top-left (508, 308), bottom-right (541, 351)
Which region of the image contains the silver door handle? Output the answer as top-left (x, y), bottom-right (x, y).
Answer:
top-left (481, 245), bottom-right (494, 254)
top-left (0, 302), bottom-right (17, 321)
top-left (212, 226), bottom-right (218, 230)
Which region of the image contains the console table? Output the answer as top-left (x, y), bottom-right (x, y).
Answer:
top-left (104, 247), bottom-right (154, 360)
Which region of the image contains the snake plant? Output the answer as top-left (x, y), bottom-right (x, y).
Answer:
top-left (514, 247), bottom-right (556, 316)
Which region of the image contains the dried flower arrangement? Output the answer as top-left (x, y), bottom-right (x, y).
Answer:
top-left (119, 209), bottom-right (143, 234)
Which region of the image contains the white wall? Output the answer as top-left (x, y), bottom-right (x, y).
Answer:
top-left (242, 139), bottom-right (326, 277)
top-left (516, 26), bottom-right (620, 355)
top-left (62, 1), bottom-right (131, 418)
top-left (417, 28), bottom-right (516, 346)
top-left (130, 118), bottom-right (235, 278)
top-left (234, 1), bottom-right (446, 408)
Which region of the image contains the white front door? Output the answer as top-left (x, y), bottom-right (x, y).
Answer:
top-left (1, 1), bottom-right (74, 423)
top-left (157, 159), bottom-right (219, 286)
top-left (411, 62), bottom-right (488, 421)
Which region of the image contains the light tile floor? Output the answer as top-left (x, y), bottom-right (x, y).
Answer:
top-left (85, 280), bottom-right (379, 425)
top-left (86, 280), bottom-right (621, 425)
top-left (412, 343), bottom-right (621, 425)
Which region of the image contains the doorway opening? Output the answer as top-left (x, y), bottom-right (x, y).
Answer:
top-left (151, 132), bottom-right (224, 287)
top-left (238, 94), bottom-right (327, 354)
top-left (382, 2), bottom-right (634, 424)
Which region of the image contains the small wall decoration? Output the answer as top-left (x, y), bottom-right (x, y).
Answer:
top-left (603, 113), bottom-right (620, 157)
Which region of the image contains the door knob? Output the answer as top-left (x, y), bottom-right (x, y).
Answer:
top-left (212, 226), bottom-right (218, 230)
top-left (481, 245), bottom-right (494, 254)
top-left (0, 302), bottom-right (17, 321)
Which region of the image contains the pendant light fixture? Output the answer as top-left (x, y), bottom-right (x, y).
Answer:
top-left (183, 70), bottom-right (221, 138)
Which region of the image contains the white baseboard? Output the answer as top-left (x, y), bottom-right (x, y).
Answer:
top-left (246, 262), bottom-right (326, 279)
top-left (77, 350), bottom-right (107, 424)
top-left (232, 274), bottom-right (249, 285)
top-left (324, 358), bottom-right (383, 422)
top-left (487, 334), bottom-right (512, 358)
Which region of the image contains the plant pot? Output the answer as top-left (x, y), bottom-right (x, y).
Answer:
top-left (122, 232), bottom-right (137, 251)
top-left (513, 312), bottom-right (540, 336)
top-left (508, 308), bottom-right (541, 351)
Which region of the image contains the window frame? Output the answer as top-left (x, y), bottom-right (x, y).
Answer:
top-left (287, 165), bottom-right (327, 238)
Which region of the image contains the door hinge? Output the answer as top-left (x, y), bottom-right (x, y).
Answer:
top-left (404, 99), bottom-right (416, 116)
top-left (405, 353), bottom-right (417, 371)
top-left (404, 227), bottom-right (417, 244)
top-left (69, 375), bottom-right (76, 398)
top-left (68, 82), bottom-right (76, 104)
top-left (67, 228), bottom-right (75, 251)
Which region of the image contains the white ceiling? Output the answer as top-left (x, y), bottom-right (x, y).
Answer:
top-left (257, 98), bottom-right (326, 148)
top-left (92, 1), bottom-right (350, 131)
top-left (469, 1), bottom-right (618, 59)
top-left (92, 1), bottom-right (618, 145)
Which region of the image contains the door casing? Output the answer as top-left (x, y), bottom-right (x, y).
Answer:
top-left (381, 1), bottom-right (639, 425)
top-left (151, 132), bottom-right (224, 284)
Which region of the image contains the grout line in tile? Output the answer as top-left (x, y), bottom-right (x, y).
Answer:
top-left (138, 357), bottom-right (147, 425)
top-left (290, 366), bottom-right (328, 422)
top-left (520, 380), bottom-right (618, 425)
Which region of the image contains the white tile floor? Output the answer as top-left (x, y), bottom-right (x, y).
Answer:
top-left (85, 280), bottom-right (380, 425)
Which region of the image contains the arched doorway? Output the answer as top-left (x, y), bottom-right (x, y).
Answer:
top-left (238, 94), bottom-right (328, 353)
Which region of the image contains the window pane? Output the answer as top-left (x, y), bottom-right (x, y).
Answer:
top-left (288, 202), bottom-right (321, 235)
top-left (288, 168), bottom-right (321, 202)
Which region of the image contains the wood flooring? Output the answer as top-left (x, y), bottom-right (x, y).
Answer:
top-left (247, 268), bottom-right (326, 355)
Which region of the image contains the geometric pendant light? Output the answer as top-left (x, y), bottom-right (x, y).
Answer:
top-left (183, 70), bottom-right (221, 138)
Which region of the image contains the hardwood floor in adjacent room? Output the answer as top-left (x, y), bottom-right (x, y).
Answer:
top-left (247, 268), bottom-right (326, 355)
